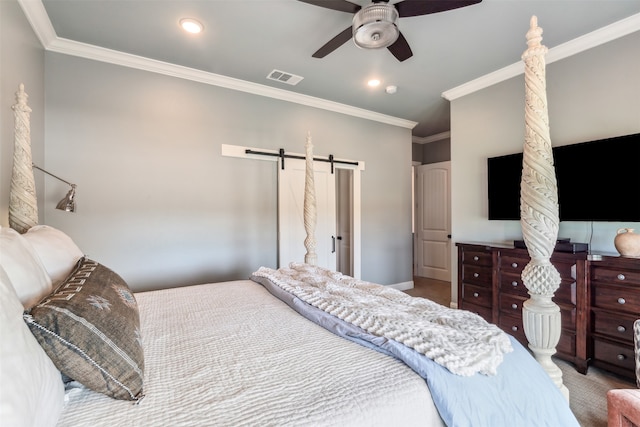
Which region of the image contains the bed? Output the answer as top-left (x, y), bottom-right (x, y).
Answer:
top-left (1, 223), bottom-right (579, 427)
top-left (2, 15), bottom-right (578, 425)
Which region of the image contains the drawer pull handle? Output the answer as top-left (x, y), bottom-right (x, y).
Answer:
top-left (473, 273), bottom-right (479, 278)
top-left (511, 263), bottom-right (518, 268)
top-left (511, 281), bottom-right (518, 287)
top-left (511, 303), bottom-right (518, 309)
top-left (473, 256), bottom-right (479, 261)
top-left (511, 326), bottom-right (518, 332)
top-left (616, 354), bottom-right (626, 361)
top-left (473, 292), bottom-right (479, 298)
top-left (617, 274), bottom-right (626, 281)
top-left (617, 325), bottom-right (626, 333)
top-left (617, 298), bottom-right (626, 305)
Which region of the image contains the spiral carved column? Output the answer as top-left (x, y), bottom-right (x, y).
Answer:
top-left (303, 132), bottom-right (318, 265)
top-left (9, 84), bottom-right (38, 233)
top-left (520, 17), bottom-right (568, 400)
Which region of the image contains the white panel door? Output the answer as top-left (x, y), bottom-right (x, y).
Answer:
top-left (416, 162), bottom-right (451, 281)
top-left (278, 159), bottom-right (336, 270)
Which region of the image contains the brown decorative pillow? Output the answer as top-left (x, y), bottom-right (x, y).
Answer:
top-left (24, 258), bottom-right (144, 401)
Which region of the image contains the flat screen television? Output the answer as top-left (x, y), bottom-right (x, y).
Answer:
top-left (487, 132), bottom-right (640, 222)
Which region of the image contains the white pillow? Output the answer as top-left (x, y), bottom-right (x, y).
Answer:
top-left (0, 265), bottom-right (65, 427)
top-left (0, 226), bottom-right (52, 309)
top-left (24, 225), bottom-right (84, 285)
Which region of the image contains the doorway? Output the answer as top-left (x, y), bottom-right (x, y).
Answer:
top-left (278, 159), bottom-right (358, 278)
top-left (336, 168), bottom-right (353, 276)
top-left (414, 161), bottom-right (451, 281)
top-left (278, 158), bottom-right (336, 270)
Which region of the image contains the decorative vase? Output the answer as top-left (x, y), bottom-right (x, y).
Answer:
top-left (614, 228), bottom-right (640, 258)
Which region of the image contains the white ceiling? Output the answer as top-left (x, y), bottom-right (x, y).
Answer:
top-left (24, 0), bottom-right (640, 138)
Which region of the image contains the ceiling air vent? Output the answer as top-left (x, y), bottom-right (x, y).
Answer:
top-left (267, 69), bottom-right (303, 86)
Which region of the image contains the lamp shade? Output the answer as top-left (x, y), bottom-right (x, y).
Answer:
top-left (55, 186), bottom-right (76, 212)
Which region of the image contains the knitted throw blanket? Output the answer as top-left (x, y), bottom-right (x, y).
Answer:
top-left (253, 263), bottom-right (513, 376)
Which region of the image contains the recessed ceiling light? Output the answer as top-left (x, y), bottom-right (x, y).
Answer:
top-left (180, 18), bottom-right (203, 34)
top-left (368, 79), bottom-right (381, 87)
top-left (385, 85), bottom-right (397, 94)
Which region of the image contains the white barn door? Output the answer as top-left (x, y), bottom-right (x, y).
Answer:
top-left (415, 161), bottom-right (451, 281)
top-left (278, 158), bottom-right (336, 270)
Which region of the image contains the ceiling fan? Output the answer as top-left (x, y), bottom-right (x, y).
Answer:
top-left (298, 0), bottom-right (482, 62)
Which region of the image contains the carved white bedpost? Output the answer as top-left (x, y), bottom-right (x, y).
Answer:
top-left (304, 131), bottom-right (318, 265)
top-left (520, 17), bottom-right (568, 400)
top-left (9, 84), bottom-right (38, 233)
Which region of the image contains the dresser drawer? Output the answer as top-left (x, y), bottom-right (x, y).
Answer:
top-left (462, 250), bottom-right (492, 267)
top-left (499, 296), bottom-right (576, 332)
top-left (500, 256), bottom-right (526, 275)
top-left (593, 338), bottom-right (636, 372)
top-left (592, 310), bottom-right (637, 344)
top-left (592, 267), bottom-right (640, 285)
top-left (499, 312), bottom-right (576, 356)
top-left (461, 301), bottom-right (493, 323)
top-left (461, 264), bottom-right (492, 287)
top-left (502, 255), bottom-right (578, 303)
top-left (499, 293), bottom-right (525, 316)
top-left (592, 284), bottom-right (640, 314)
top-left (499, 273), bottom-right (529, 298)
top-left (461, 283), bottom-right (492, 308)
top-left (498, 312), bottom-right (526, 342)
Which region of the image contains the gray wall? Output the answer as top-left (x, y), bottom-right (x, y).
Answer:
top-left (412, 139), bottom-right (451, 164)
top-left (40, 53), bottom-right (413, 291)
top-left (1, 1), bottom-right (414, 292)
top-left (450, 30), bottom-right (640, 301)
top-left (1, 0), bottom-right (45, 226)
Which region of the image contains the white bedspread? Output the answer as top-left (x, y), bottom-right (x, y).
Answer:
top-left (56, 280), bottom-right (444, 427)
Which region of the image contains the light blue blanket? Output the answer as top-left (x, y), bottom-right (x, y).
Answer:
top-left (251, 275), bottom-right (579, 427)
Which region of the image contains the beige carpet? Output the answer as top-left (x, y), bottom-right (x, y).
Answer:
top-left (556, 358), bottom-right (635, 427)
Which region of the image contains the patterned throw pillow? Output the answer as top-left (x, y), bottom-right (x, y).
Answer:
top-left (24, 258), bottom-right (144, 401)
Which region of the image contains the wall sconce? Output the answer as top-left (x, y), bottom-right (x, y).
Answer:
top-left (32, 163), bottom-right (77, 212)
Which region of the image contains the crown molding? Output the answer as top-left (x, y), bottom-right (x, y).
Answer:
top-left (18, 0), bottom-right (417, 130)
top-left (412, 131), bottom-right (451, 144)
top-left (17, 0), bottom-right (57, 47)
top-left (442, 13), bottom-right (640, 101)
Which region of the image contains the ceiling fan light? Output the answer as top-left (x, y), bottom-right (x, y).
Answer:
top-left (352, 4), bottom-right (399, 49)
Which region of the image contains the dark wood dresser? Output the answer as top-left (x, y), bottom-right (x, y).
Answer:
top-left (456, 243), bottom-right (640, 379)
top-left (457, 242), bottom-right (589, 372)
top-left (458, 242), bottom-right (640, 379)
top-left (589, 255), bottom-right (640, 379)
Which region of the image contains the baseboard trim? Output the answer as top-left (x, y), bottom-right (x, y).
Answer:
top-left (387, 281), bottom-right (414, 291)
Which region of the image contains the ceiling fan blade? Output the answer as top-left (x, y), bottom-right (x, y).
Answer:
top-left (312, 26), bottom-right (353, 58)
top-left (297, 0), bottom-right (361, 14)
top-left (394, 0), bottom-right (482, 18)
top-left (387, 32), bottom-right (413, 62)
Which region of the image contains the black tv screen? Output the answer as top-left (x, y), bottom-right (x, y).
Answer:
top-left (487, 133), bottom-right (640, 222)
top-left (487, 152), bottom-right (523, 220)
